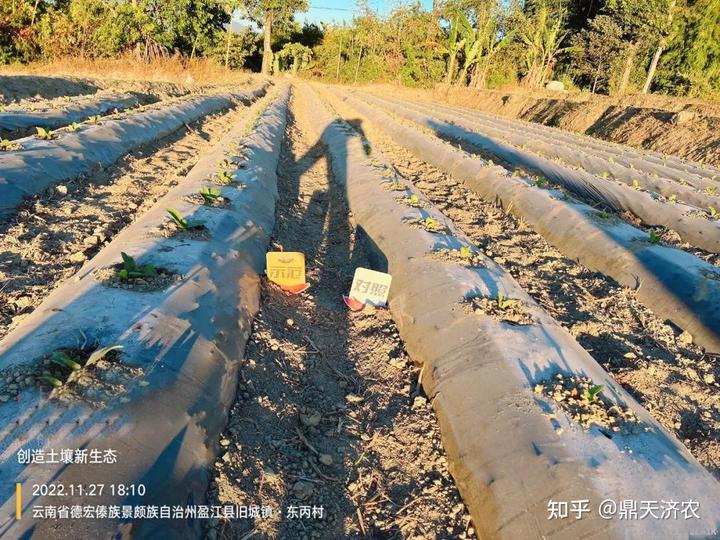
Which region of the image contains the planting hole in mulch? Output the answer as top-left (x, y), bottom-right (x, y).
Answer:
top-left (534, 373), bottom-right (642, 433)
top-left (95, 265), bottom-right (180, 292)
top-left (407, 216), bottom-right (448, 234)
top-left (467, 294), bottom-right (535, 325)
top-left (157, 220), bottom-right (211, 240)
top-left (43, 345), bottom-right (143, 407)
top-left (431, 247), bottom-right (486, 268)
top-left (0, 345), bottom-right (143, 408)
top-left (396, 194), bottom-right (425, 208)
top-left (382, 181), bottom-right (406, 191)
top-left (185, 192), bottom-right (231, 208)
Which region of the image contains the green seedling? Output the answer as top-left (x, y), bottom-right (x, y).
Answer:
top-left (709, 207), bottom-right (718, 218)
top-left (36, 127), bottom-right (55, 140)
top-left (600, 171), bottom-right (609, 179)
top-left (705, 186), bottom-right (718, 196)
top-left (67, 122), bottom-right (80, 132)
top-left (422, 217), bottom-right (443, 232)
top-left (40, 374), bottom-right (63, 388)
top-left (648, 230), bottom-right (661, 244)
top-left (608, 156), bottom-right (615, 164)
top-left (534, 177), bottom-right (546, 188)
top-left (561, 192), bottom-right (570, 201)
top-left (581, 384), bottom-right (603, 403)
top-left (117, 251), bottom-right (157, 281)
top-left (668, 194), bottom-right (678, 202)
top-left (51, 351), bottom-right (82, 371)
top-left (597, 211), bottom-right (610, 220)
top-left (218, 159), bottom-right (232, 169)
top-left (404, 194), bottom-right (422, 207)
top-left (216, 170), bottom-right (234, 184)
top-left (166, 208), bottom-right (204, 230)
top-left (632, 179), bottom-right (641, 190)
top-left (200, 186), bottom-right (222, 203)
top-left (459, 246), bottom-right (472, 259)
top-left (87, 114), bottom-right (102, 125)
top-left (496, 291), bottom-right (518, 311)
top-left (363, 142), bottom-right (372, 155)
top-left (0, 138), bottom-right (19, 151)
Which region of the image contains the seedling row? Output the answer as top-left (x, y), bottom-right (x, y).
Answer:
top-left (353, 90), bottom-right (720, 256)
top-left (302, 82), bottom-right (720, 539)
top-left (0, 92), bottom-right (141, 141)
top-left (323, 86), bottom-right (720, 354)
top-left (0, 83), bottom-right (269, 219)
top-left (0, 86), bottom-right (289, 538)
top-left (394, 94), bottom-right (720, 185)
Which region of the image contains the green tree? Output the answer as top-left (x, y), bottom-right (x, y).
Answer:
top-left (518, 0), bottom-right (571, 88)
top-left (242, 0), bottom-right (308, 75)
top-left (603, 0), bottom-right (676, 95)
top-left (656, 0), bottom-right (720, 96)
top-left (570, 14), bottom-right (624, 93)
top-left (276, 42), bottom-right (311, 73)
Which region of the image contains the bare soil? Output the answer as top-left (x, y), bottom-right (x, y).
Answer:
top-left (205, 90), bottom-right (476, 540)
top-left (364, 84), bottom-right (720, 168)
top-left (0, 99), bottom-right (259, 342)
top-left (324, 90), bottom-right (720, 479)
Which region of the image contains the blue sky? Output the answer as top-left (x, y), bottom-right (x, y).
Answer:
top-left (296, 0), bottom-right (435, 25)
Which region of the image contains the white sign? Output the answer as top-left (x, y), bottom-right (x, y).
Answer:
top-left (348, 268), bottom-right (392, 307)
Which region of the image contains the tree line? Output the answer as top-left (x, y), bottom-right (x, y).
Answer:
top-left (2, 0), bottom-right (718, 98)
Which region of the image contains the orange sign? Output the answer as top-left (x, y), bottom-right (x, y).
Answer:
top-left (266, 252), bottom-right (306, 289)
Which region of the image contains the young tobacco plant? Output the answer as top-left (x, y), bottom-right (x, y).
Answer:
top-left (40, 374), bottom-right (64, 388)
top-left (496, 291), bottom-right (518, 310)
top-left (51, 351), bottom-right (82, 371)
top-left (216, 169), bottom-right (234, 184)
top-left (0, 138), bottom-right (19, 151)
top-left (459, 245), bottom-right (472, 259)
top-left (117, 252), bottom-right (157, 281)
top-left (422, 217), bottom-right (443, 232)
top-left (200, 186), bottom-right (222, 203)
top-left (167, 208), bottom-right (205, 230)
top-left (67, 122), bottom-right (80, 132)
top-left (87, 114), bottom-right (102, 125)
top-left (709, 207), bottom-right (718, 218)
top-left (581, 385), bottom-right (603, 403)
top-left (36, 127), bottom-right (55, 140)
top-left (648, 230), bottom-right (661, 244)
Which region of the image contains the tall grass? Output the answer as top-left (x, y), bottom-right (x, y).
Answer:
top-left (0, 53), bottom-right (256, 88)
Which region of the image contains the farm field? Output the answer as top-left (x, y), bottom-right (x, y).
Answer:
top-left (0, 73), bottom-right (719, 540)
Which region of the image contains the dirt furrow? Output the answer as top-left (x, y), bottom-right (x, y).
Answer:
top-left (0, 98), bottom-right (259, 341)
top-left (322, 91), bottom-right (720, 479)
top-left (205, 91), bottom-right (475, 540)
